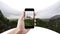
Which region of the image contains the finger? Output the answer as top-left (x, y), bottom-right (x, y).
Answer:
top-left (34, 12), bottom-right (36, 20)
top-left (34, 12), bottom-right (36, 19)
top-left (34, 12), bottom-right (36, 26)
top-left (17, 12), bottom-right (25, 28)
top-left (20, 11), bottom-right (25, 28)
top-left (21, 12), bottom-right (25, 20)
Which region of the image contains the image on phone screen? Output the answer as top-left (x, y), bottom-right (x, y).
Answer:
top-left (24, 8), bottom-right (34, 29)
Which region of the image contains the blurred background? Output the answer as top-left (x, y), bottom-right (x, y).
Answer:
top-left (0, 0), bottom-right (60, 33)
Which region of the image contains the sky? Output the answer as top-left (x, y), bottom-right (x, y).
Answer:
top-left (0, 0), bottom-right (60, 19)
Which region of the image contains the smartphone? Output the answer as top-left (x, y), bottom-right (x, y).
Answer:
top-left (24, 8), bottom-right (34, 29)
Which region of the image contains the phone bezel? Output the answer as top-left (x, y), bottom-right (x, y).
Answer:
top-left (24, 8), bottom-right (34, 29)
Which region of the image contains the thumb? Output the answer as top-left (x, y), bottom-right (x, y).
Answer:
top-left (17, 12), bottom-right (25, 30)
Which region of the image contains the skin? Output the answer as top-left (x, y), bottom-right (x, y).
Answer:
top-left (8, 12), bottom-right (36, 34)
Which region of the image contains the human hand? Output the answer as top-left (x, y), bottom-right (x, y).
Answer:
top-left (16, 12), bottom-right (29, 34)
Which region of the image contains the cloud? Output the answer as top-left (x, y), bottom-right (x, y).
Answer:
top-left (36, 1), bottom-right (60, 19)
top-left (0, 2), bottom-right (22, 19)
top-left (0, 1), bottom-right (60, 19)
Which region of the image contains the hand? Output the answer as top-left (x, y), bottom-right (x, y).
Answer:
top-left (16, 12), bottom-right (29, 34)
top-left (16, 11), bottom-right (36, 34)
top-left (8, 11), bottom-right (36, 34)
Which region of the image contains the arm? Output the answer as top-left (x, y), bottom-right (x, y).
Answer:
top-left (8, 12), bottom-right (29, 34)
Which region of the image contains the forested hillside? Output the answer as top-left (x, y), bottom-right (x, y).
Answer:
top-left (0, 10), bottom-right (60, 33)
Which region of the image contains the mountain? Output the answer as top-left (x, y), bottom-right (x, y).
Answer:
top-left (49, 15), bottom-right (60, 27)
top-left (50, 15), bottom-right (60, 20)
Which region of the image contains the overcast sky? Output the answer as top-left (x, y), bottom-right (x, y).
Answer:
top-left (0, 0), bottom-right (60, 19)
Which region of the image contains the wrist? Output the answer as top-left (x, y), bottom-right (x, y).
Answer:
top-left (16, 28), bottom-right (26, 34)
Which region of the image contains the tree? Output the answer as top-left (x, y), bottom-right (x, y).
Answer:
top-left (36, 18), bottom-right (48, 28)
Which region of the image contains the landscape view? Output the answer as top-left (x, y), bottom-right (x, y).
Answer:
top-left (0, 0), bottom-right (60, 34)
top-left (0, 10), bottom-right (60, 33)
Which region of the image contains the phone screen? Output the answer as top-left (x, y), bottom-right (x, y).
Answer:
top-left (24, 8), bottom-right (34, 29)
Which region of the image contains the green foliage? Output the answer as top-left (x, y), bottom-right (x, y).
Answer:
top-left (25, 19), bottom-right (34, 26)
top-left (0, 10), bottom-right (17, 33)
top-left (36, 18), bottom-right (48, 28)
top-left (9, 20), bottom-right (17, 28)
top-left (48, 18), bottom-right (60, 33)
top-left (0, 10), bottom-right (60, 33)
